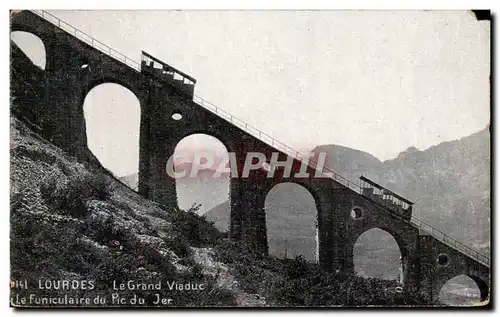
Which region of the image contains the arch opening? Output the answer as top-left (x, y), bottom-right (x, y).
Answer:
top-left (353, 228), bottom-right (403, 282)
top-left (172, 134), bottom-right (231, 220)
top-left (264, 182), bottom-right (318, 262)
top-left (83, 83), bottom-right (141, 185)
top-left (439, 275), bottom-right (487, 306)
top-left (10, 31), bottom-right (46, 70)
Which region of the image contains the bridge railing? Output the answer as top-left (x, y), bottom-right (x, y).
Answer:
top-left (410, 217), bottom-right (489, 266)
top-left (29, 9), bottom-right (490, 268)
top-left (193, 95), bottom-right (360, 192)
top-left (30, 10), bottom-right (141, 71)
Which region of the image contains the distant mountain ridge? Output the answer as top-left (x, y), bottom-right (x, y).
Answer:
top-left (119, 162), bottom-right (230, 215)
top-left (310, 127), bottom-right (490, 252)
top-left (204, 127), bottom-right (490, 261)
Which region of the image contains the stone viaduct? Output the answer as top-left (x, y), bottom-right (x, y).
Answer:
top-left (10, 10), bottom-right (490, 303)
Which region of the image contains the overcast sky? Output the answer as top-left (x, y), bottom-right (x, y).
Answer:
top-left (12, 10), bottom-right (490, 177)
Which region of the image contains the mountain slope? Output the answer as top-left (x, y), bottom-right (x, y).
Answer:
top-left (119, 163), bottom-right (230, 215)
top-left (379, 128), bottom-right (490, 251)
top-left (205, 200), bottom-right (231, 232)
top-left (311, 144), bottom-right (383, 184)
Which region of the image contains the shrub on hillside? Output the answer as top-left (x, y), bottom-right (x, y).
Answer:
top-left (164, 235), bottom-right (192, 259)
top-left (214, 239), bottom-right (427, 306)
top-left (169, 204), bottom-right (224, 247)
top-left (40, 172), bottom-right (112, 218)
top-left (10, 212), bottom-right (82, 281)
top-left (84, 213), bottom-right (136, 248)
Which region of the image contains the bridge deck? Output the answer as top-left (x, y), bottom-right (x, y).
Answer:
top-left (28, 9), bottom-right (490, 268)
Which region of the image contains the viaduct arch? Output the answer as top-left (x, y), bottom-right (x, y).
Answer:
top-left (10, 31), bottom-right (46, 70)
top-left (83, 83), bottom-right (141, 177)
top-left (172, 133), bottom-right (231, 214)
top-left (353, 228), bottom-right (403, 281)
top-left (264, 182), bottom-right (319, 261)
